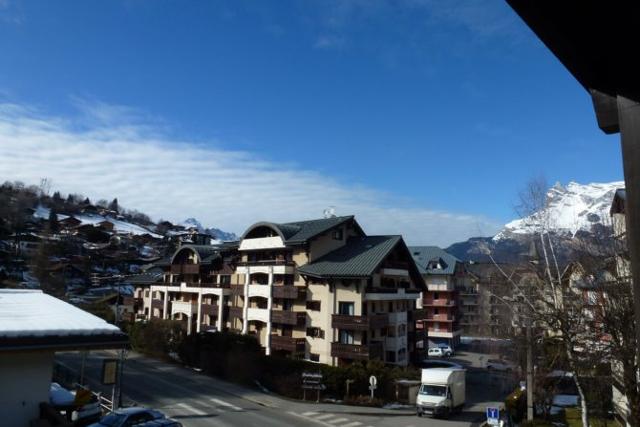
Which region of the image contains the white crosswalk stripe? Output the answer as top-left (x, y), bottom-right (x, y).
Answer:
top-left (176, 402), bottom-right (207, 416)
top-left (302, 411), bottom-right (320, 416)
top-left (341, 422), bottom-right (363, 427)
top-left (327, 417), bottom-right (350, 424)
top-left (315, 414), bottom-right (336, 420)
top-left (210, 397), bottom-right (243, 411)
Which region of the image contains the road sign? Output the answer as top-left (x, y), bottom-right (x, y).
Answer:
top-left (486, 407), bottom-right (500, 426)
top-left (369, 376), bottom-right (377, 387)
top-left (101, 359), bottom-right (118, 385)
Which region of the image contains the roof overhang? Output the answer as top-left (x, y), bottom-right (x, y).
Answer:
top-left (506, 1), bottom-right (640, 133)
top-left (0, 332), bottom-right (129, 352)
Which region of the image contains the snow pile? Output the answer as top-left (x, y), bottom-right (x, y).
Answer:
top-left (494, 181), bottom-right (623, 240)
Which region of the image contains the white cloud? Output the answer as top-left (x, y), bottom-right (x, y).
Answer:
top-left (0, 101), bottom-right (501, 246)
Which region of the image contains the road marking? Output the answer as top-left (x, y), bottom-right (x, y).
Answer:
top-left (176, 402), bottom-right (208, 416)
top-left (210, 397), bottom-right (243, 411)
top-left (302, 411), bottom-right (320, 416)
top-left (327, 417), bottom-right (349, 424)
top-left (341, 423), bottom-right (362, 427)
top-left (315, 414), bottom-right (337, 420)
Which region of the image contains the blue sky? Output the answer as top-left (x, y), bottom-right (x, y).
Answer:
top-left (0, 1), bottom-right (624, 245)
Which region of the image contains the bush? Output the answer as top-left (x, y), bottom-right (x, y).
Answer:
top-left (128, 319), bottom-right (185, 359)
top-left (344, 395), bottom-right (384, 407)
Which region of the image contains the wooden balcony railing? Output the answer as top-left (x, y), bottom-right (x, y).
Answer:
top-left (122, 297), bottom-right (142, 306)
top-left (270, 335), bottom-right (306, 353)
top-left (228, 306), bottom-right (243, 319)
top-left (272, 285), bottom-right (306, 299)
top-left (331, 314), bottom-right (388, 331)
top-left (331, 341), bottom-right (384, 360)
top-left (271, 310), bottom-right (306, 326)
top-left (170, 264), bottom-right (200, 275)
top-left (200, 303), bottom-right (218, 316)
top-left (230, 285), bottom-right (244, 296)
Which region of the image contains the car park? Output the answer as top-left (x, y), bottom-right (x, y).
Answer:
top-left (88, 407), bottom-right (165, 427)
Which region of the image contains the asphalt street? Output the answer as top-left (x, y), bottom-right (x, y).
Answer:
top-left (56, 349), bottom-right (511, 427)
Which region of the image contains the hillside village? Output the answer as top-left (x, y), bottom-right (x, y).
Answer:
top-left (1, 178), bottom-right (637, 427)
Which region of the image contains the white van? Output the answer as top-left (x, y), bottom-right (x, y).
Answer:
top-left (416, 368), bottom-right (465, 418)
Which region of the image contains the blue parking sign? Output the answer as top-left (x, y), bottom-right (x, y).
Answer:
top-left (486, 407), bottom-right (500, 425)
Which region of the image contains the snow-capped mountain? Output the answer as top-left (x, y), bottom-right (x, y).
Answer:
top-left (447, 181), bottom-right (623, 262)
top-left (179, 218), bottom-right (238, 242)
top-left (494, 181), bottom-right (623, 240)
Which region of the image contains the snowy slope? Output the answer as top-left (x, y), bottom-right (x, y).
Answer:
top-left (494, 181), bottom-right (623, 240)
top-left (34, 206), bottom-right (162, 238)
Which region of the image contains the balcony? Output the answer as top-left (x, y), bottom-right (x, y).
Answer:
top-left (270, 335), bottom-right (306, 353)
top-left (423, 299), bottom-right (455, 307)
top-left (151, 299), bottom-right (163, 310)
top-left (170, 264), bottom-right (200, 275)
top-left (230, 285), bottom-right (244, 296)
top-left (171, 300), bottom-right (198, 317)
top-left (248, 284), bottom-right (271, 298)
top-left (331, 313), bottom-right (388, 331)
top-left (272, 285), bottom-right (306, 299)
top-left (200, 324), bottom-right (217, 332)
top-left (427, 314), bottom-right (456, 322)
top-left (122, 297), bottom-right (142, 306)
top-left (331, 342), bottom-right (384, 360)
top-left (271, 310), bottom-right (306, 326)
top-left (388, 311), bottom-right (407, 324)
top-left (247, 307), bottom-right (270, 323)
top-left (201, 303), bottom-right (218, 316)
top-left (228, 306), bottom-right (243, 319)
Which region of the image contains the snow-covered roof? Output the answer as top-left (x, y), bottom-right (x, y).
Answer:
top-left (0, 290), bottom-right (128, 351)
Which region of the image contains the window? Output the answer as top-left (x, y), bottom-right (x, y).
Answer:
top-left (385, 351), bottom-right (396, 362)
top-left (309, 353), bottom-right (320, 362)
top-left (306, 300), bottom-right (321, 311)
top-left (434, 308), bottom-right (439, 315)
top-left (388, 301), bottom-right (393, 312)
top-left (380, 327), bottom-right (387, 337)
top-left (306, 327), bottom-right (325, 339)
top-left (332, 229), bottom-right (343, 240)
top-left (433, 292), bottom-right (439, 300)
top-left (338, 302), bottom-right (354, 315)
top-left (339, 330), bottom-right (354, 344)
top-left (219, 275), bottom-right (231, 285)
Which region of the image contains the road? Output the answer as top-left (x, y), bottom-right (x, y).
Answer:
top-left (56, 349), bottom-right (512, 427)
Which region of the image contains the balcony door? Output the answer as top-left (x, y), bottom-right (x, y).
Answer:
top-left (339, 329), bottom-right (354, 344)
top-left (338, 302), bottom-right (355, 316)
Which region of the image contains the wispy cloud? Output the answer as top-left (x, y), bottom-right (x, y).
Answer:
top-left (0, 100), bottom-right (501, 246)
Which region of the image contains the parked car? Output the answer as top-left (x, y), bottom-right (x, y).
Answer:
top-left (486, 359), bottom-right (517, 372)
top-left (427, 347), bottom-right (450, 358)
top-left (49, 382), bottom-right (101, 425)
top-left (420, 360), bottom-right (463, 369)
top-left (436, 344), bottom-right (454, 356)
top-left (88, 407), bottom-right (165, 427)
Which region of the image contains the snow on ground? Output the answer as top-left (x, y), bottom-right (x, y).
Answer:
top-left (34, 206), bottom-right (161, 238)
top-left (494, 181), bottom-right (624, 240)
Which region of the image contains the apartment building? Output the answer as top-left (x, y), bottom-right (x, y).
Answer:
top-left (132, 215), bottom-right (425, 367)
top-left (229, 216), bottom-right (426, 367)
top-left (134, 241), bottom-right (242, 334)
top-left (410, 246), bottom-right (463, 349)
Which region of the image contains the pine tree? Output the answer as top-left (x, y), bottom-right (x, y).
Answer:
top-left (48, 208), bottom-right (59, 234)
top-left (108, 198), bottom-right (119, 213)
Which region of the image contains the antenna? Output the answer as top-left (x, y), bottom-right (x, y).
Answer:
top-left (323, 206), bottom-right (336, 218)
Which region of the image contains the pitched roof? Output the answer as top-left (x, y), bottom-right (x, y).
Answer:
top-left (0, 290), bottom-right (128, 351)
top-left (298, 235), bottom-right (402, 278)
top-left (125, 267), bottom-right (164, 285)
top-left (409, 246), bottom-right (460, 275)
top-left (242, 216), bottom-right (361, 245)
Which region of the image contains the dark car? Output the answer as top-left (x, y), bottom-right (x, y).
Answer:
top-left (134, 419), bottom-right (182, 427)
top-left (88, 407), bottom-right (165, 427)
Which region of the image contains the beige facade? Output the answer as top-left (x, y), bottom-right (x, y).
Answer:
top-left (134, 216), bottom-right (425, 367)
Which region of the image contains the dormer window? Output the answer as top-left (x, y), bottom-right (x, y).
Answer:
top-left (332, 229), bottom-right (343, 240)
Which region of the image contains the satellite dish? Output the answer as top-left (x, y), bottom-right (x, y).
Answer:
top-left (323, 206), bottom-right (336, 218)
